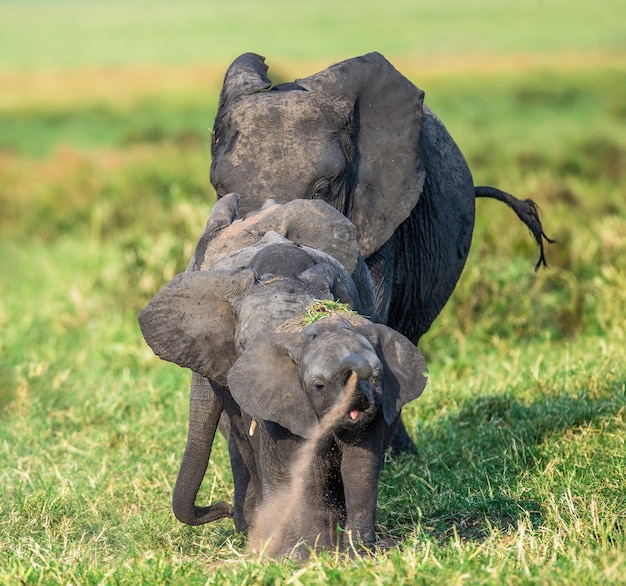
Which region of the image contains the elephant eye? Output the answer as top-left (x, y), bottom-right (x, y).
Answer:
top-left (310, 179), bottom-right (333, 200)
top-left (312, 379), bottom-right (326, 392)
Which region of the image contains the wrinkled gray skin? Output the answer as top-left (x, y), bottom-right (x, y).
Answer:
top-left (210, 52), bottom-right (552, 345)
top-left (139, 195), bottom-right (426, 547)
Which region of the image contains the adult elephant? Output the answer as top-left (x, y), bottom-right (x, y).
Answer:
top-left (210, 52), bottom-right (551, 344)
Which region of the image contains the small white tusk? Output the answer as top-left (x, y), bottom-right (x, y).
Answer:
top-left (249, 419), bottom-right (258, 437)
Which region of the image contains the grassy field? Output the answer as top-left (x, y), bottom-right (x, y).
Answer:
top-left (1, 1), bottom-right (626, 583)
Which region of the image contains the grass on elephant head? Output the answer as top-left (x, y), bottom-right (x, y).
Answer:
top-left (1, 56), bottom-right (626, 582)
top-left (301, 300), bottom-right (359, 327)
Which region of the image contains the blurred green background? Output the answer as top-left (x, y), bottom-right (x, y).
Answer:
top-left (1, 1), bottom-right (625, 583)
top-left (2, 0), bottom-right (623, 69)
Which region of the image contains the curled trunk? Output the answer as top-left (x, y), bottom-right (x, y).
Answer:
top-left (172, 372), bottom-right (233, 525)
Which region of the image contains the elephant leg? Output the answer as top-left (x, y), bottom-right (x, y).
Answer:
top-left (217, 409), bottom-right (230, 439)
top-left (251, 425), bottom-right (339, 557)
top-left (172, 372), bottom-right (234, 525)
top-left (339, 419), bottom-right (387, 549)
top-left (212, 383), bottom-right (262, 533)
top-left (387, 416), bottom-right (418, 457)
top-left (215, 409), bottom-right (257, 530)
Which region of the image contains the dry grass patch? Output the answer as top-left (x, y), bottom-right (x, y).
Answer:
top-left (2, 51), bottom-right (625, 110)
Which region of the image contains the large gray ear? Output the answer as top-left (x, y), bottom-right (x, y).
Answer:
top-left (138, 269), bottom-right (253, 386)
top-left (357, 323), bottom-right (428, 426)
top-left (227, 332), bottom-right (319, 438)
top-left (218, 53), bottom-right (271, 105)
top-left (298, 53), bottom-right (426, 258)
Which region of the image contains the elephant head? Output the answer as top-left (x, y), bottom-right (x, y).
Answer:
top-left (227, 314), bottom-right (428, 440)
top-left (210, 52), bottom-right (426, 259)
top-left (190, 192), bottom-right (361, 275)
top-left (140, 194), bottom-right (377, 386)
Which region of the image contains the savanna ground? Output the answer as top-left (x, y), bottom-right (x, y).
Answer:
top-left (1, 1), bottom-right (625, 583)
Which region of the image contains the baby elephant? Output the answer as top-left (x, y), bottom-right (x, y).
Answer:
top-left (229, 310), bottom-right (427, 557)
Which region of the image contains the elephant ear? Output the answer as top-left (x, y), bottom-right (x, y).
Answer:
top-left (218, 53), bottom-right (271, 105)
top-left (138, 269), bottom-right (254, 387)
top-left (298, 52), bottom-right (426, 258)
top-left (358, 323), bottom-right (428, 426)
top-left (227, 332), bottom-right (319, 438)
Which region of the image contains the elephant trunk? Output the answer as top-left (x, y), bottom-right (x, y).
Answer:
top-left (172, 372), bottom-right (233, 525)
top-left (340, 354), bottom-right (375, 411)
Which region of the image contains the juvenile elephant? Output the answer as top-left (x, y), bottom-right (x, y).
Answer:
top-left (139, 194), bottom-right (426, 544)
top-left (210, 52), bottom-right (552, 344)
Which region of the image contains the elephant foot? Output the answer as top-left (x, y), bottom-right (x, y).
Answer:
top-left (374, 536), bottom-right (398, 551)
top-left (342, 533), bottom-right (398, 557)
top-left (340, 530), bottom-right (376, 557)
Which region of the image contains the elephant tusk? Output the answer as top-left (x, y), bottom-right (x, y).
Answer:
top-left (249, 419), bottom-right (258, 437)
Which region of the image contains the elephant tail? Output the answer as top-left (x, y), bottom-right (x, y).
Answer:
top-left (475, 186), bottom-right (555, 270)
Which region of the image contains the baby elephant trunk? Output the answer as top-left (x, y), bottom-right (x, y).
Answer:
top-left (340, 354), bottom-right (375, 412)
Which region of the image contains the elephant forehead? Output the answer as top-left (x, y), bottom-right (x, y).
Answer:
top-left (216, 95), bottom-right (345, 201)
top-left (302, 327), bottom-right (380, 371)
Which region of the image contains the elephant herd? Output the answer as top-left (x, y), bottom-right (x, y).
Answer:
top-left (139, 52), bottom-right (551, 558)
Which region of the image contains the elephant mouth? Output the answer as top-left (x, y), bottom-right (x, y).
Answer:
top-left (345, 400), bottom-right (376, 425)
top-left (340, 372), bottom-right (378, 426)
